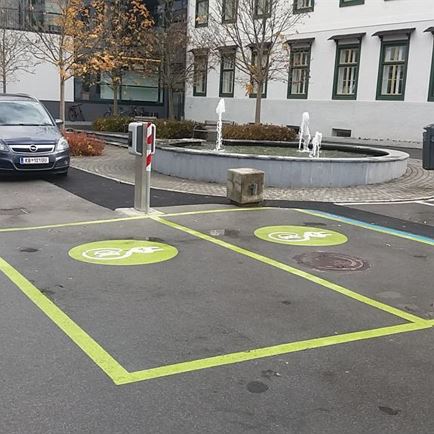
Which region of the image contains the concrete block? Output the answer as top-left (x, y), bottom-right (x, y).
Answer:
top-left (227, 168), bottom-right (264, 205)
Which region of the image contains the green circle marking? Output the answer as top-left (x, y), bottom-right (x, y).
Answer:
top-left (69, 240), bottom-right (178, 266)
top-left (254, 225), bottom-right (348, 246)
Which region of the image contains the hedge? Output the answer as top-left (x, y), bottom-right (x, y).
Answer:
top-left (154, 119), bottom-right (197, 139)
top-left (93, 116), bottom-right (198, 139)
top-left (93, 116), bottom-right (297, 142)
top-left (223, 123), bottom-right (297, 141)
top-left (93, 116), bottom-right (133, 133)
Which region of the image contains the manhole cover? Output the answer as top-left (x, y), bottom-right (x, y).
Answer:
top-left (0, 208), bottom-right (29, 216)
top-left (294, 252), bottom-right (369, 272)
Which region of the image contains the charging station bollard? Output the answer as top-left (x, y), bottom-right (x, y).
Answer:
top-left (128, 122), bottom-right (156, 213)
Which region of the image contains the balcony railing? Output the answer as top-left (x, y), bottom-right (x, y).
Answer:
top-left (0, 7), bottom-right (61, 33)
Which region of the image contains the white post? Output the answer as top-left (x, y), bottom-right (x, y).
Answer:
top-left (134, 151), bottom-right (147, 212)
top-left (215, 98), bottom-right (226, 151)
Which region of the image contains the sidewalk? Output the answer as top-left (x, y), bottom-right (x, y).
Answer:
top-left (71, 144), bottom-right (434, 203)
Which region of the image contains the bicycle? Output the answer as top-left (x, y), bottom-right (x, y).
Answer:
top-left (68, 103), bottom-right (85, 122)
top-left (104, 106), bottom-right (126, 117)
top-left (126, 106), bottom-right (150, 117)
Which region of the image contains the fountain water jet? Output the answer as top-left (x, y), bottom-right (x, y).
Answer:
top-left (310, 132), bottom-right (322, 158)
top-left (298, 112), bottom-right (311, 152)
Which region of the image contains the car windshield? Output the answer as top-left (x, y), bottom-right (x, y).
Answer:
top-left (0, 100), bottom-right (54, 126)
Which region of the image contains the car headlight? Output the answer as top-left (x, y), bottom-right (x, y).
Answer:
top-left (0, 140), bottom-right (9, 152)
top-left (57, 137), bottom-right (69, 151)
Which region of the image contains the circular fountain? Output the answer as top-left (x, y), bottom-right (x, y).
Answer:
top-left (152, 108), bottom-right (409, 188)
top-left (152, 139), bottom-right (409, 188)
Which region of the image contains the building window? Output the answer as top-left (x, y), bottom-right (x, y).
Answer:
top-left (219, 51), bottom-right (236, 97)
top-left (333, 45), bottom-right (360, 99)
top-left (193, 54), bottom-right (208, 96)
top-left (287, 46), bottom-right (311, 99)
top-left (195, 0), bottom-right (208, 27)
top-left (99, 71), bottom-right (162, 103)
top-left (0, 1), bottom-right (61, 32)
top-left (340, 0), bottom-right (364, 7)
top-left (250, 49), bottom-right (268, 98)
top-left (376, 41), bottom-right (409, 100)
top-left (222, 0), bottom-right (237, 23)
top-left (254, 0), bottom-right (271, 18)
top-left (293, 0), bottom-right (314, 13)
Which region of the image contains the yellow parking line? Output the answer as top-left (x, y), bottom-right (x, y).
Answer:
top-left (0, 257), bottom-right (129, 383)
top-left (153, 216), bottom-right (429, 325)
top-left (2, 207), bottom-right (432, 385)
top-left (0, 215), bottom-right (149, 233)
top-left (0, 207), bottom-right (268, 233)
top-left (1, 253), bottom-right (432, 385)
top-left (162, 207), bottom-right (269, 218)
top-left (120, 322), bottom-right (429, 384)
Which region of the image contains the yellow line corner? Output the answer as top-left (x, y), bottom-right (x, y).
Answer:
top-left (119, 322), bottom-right (430, 384)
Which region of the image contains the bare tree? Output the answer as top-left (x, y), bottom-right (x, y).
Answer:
top-left (25, 0), bottom-right (104, 121)
top-left (153, 0), bottom-right (192, 119)
top-left (193, 0), bottom-right (301, 123)
top-left (0, 27), bottom-right (36, 93)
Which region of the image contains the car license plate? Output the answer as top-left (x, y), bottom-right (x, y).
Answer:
top-left (20, 157), bottom-right (49, 164)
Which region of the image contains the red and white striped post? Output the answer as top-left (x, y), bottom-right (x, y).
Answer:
top-left (145, 122), bottom-right (156, 172)
top-left (143, 122), bottom-right (156, 213)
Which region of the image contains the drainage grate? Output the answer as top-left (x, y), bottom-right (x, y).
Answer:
top-left (294, 252), bottom-right (369, 272)
top-left (332, 128), bottom-right (351, 138)
top-left (0, 208), bottom-right (29, 216)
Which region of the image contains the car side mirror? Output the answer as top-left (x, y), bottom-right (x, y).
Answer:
top-left (55, 119), bottom-right (64, 127)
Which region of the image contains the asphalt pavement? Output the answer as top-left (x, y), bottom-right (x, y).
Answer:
top-left (0, 172), bottom-right (434, 434)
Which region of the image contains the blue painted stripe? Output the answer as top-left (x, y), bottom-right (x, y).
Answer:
top-left (294, 209), bottom-right (434, 246)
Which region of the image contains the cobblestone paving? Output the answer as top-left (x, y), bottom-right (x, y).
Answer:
top-left (72, 145), bottom-right (434, 203)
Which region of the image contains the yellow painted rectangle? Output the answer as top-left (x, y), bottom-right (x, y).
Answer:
top-left (1, 206), bottom-right (433, 385)
top-left (0, 256), bottom-right (432, 385)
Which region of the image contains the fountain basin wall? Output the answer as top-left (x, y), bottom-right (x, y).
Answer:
top-left (152, 142), bottom-right (409, 188)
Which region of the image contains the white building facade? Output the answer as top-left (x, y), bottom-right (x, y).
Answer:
top-left (186, 0), bottom-right (434, 142)
top-left (0, 1), bottom-right (74, 105)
